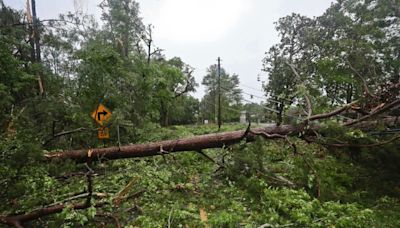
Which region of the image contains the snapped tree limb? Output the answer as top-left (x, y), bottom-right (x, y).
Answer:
top-left (285, 62), bottom-right (313, 121)
top-left (345, 99), bottom-right (400, 126)
top-left (0, 202), bottom-right (106, 227)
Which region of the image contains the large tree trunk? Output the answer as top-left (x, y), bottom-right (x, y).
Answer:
top-left (46, 125), bottom-right (298, 163)
top-left (45, 117), bottom-right (399, 164)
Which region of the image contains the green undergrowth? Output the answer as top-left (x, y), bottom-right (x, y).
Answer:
top-left (1, 124), bottom-right (400, 227)
top-left (134, 123), bottom-right (249, 143)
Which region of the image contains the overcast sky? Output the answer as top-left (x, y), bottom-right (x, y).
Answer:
top-left (5, 0), bottom-right (334, 101)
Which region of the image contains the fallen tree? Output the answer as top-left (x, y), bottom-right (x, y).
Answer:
top-left (45, 124), bottom-right (299, 163)
top-left (45, 116), bottom-right (400, 164)
top-left (45, 76), bottom-right (400, 164)
top-left (5, 95), bottom-right (399, 227)
top-left (43, 90), bottom-right (400, 164)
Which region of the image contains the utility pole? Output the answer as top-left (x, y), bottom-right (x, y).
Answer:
top-left (31, 0), bottom-right (40, 62)
top-left (28, 0), bottom-right (44, 96)
top-left (217, 57), bottom-right (222, 131)
top-left (26, 0), bottom-right (35, 62)
top-left (146, 24), bottom-right (152, 65)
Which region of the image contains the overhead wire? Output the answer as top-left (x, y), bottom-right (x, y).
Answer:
top-left (201, 98), bottom-right (242, 114)
top-left (237, 82), bottom-right (293, 102)
top-left (201, 95), bottom-right (279, 123)
top-left (239, 83), bottom-right (264, 92)
top-left (219, 85), bottom-right (303, 120)
top-left (239, 85), bottom-right (265, 96)
top-left (220, 85), bottom-right (285, 106)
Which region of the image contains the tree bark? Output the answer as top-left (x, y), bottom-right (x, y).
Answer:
top-left (45, 125), bottom-right (299, 163)
top-left (160, 100), bottom-right (169, 127)
top-left (1, 202), bottom-right (106, 227)
top-left (45, 117), bottom-right (399, 164)
top-left (276, 102), bottom-right (284, 126)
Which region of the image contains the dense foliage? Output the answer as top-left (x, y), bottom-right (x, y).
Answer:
top-left (263, 0), bottom-right (400, 123)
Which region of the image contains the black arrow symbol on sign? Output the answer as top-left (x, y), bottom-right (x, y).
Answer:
top-left (97, 110), bottom-right (108, 121)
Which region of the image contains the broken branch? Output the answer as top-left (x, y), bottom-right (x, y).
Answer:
top-left (0, 202), bottom-right (106, 227)
top-left (345, 99), bottom-right (400, 126)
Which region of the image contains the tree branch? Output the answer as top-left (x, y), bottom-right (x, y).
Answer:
top-left (43, 127), bottom-right (95, 146)
top-left (308, 101), bottom-right (358, 121)
top-left (96, 213), bottom-right (121, 228)
top-left (308, 135), bottom-right (400, 148)
top-left (285, 62), bottom-right (312, 120)
top-left (345, 99), bottom-right (400, 126)
top-left (196, 150), bottom-right (225, 168)
top-left (174, 69), bottom-right (195, 98)
top-left (0, 202), bottom-right (106, 227)
top-left (348, 62), bottom-right (377, 98)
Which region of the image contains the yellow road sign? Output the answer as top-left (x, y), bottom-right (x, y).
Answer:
top-left (98, 127), bottom-right (110, 139)
top-left (91, 103), bottom-right (112, 126)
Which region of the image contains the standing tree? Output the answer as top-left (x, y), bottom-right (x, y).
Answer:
top-left (99, 0), bottom-right (144, 58)
top-left (262, 14), bottom-right (315, 125)
top-left (153, 57), bottom-right (197, 126)
top-left (262, 0), bottom-right (400, 123)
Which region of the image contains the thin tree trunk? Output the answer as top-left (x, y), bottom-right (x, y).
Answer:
top-left (160, 101), bottom-right (169, 127)
top-left (276, 101), bottom-right (284, 126)
top-left (346, 83), bottom-right (353, 104)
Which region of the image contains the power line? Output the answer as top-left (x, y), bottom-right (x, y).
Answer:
top-left (240, 97), bottom-right (279, 114)
top-left (239, 83), bottom-right (264, 92)
top-left (238, 95), bottom-right (302, 120)
top-left (239, 87), bottom-right (266, 98)
top-left (203, 92), bottom-right (302, 122)
top-left (238, 84), bottom-right (292, 103)
top-left (207, 85), bottom-right (303, 121)
top-left (239, 85), bottom-right (265, 95)
top-left (220, 85), bottom-right (261, 99)
top-left (202, 99), bottom-right (242, 114)
top-left (220, 85), bottom-right (283, 106)
top-left (238, 89), bottom-right (266, 100)
top-left (203, 95), bottom-right (275, 117)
